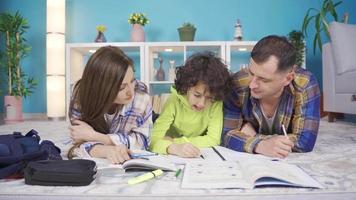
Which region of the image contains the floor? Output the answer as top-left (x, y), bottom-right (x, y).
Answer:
top-left (0, 118), bottom-right (356, 200)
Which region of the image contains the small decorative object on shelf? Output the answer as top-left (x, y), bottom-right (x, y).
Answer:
top-left (178, 22), bottom-right (196, 41)
top-left (128, 13), bottom-right (149, 42)
top-left (95, 25), bottom-right (107, 42)
top-left (156, 57), bottom-right (165, 81)
top-left (168, 60), bottom-right (176, 81)
top-left (233, 19), bottom-right (243, 41)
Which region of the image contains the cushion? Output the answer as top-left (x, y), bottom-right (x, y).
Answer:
top-left (329, 22), bottom-right (356, 75)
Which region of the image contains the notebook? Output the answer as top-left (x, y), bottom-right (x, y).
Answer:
top-left (122, 155), bottom-right (177, 172)
top-left (181, 147), bottom-right (323, 189)
top-left (81, 150), bottom-right (177, 172)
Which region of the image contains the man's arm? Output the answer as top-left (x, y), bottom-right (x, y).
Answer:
top-left (290, 73), bottom-right (321, 152)
top-left (222, 83), bottom-right (248, 152)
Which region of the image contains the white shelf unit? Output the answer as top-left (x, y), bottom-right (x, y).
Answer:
top-left (226, 41), bottom-right (306, 70)
top-left (225, 41), bottom-right (257, 71)
top-left (65, 41), bottom-right (261, 112)
top-left (65, 42), bottom-right (145, 115)
top-left (144, 41), bottom-right (226, 93)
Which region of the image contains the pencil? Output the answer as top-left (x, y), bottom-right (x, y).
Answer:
top-left (282, 124), bottom-right (288, 137)
top-left (182, 136), bottom-right (203, 159)
top-left (182, 136), bottom-right (189, 143)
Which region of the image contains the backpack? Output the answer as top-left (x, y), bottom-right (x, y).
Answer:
top-left (0, 129), bottom-right (61, 179)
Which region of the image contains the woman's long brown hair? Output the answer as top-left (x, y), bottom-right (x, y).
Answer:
top-left (69, 46), bottom-right (133, 134)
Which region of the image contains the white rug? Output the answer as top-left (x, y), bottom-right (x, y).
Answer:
top-left (0, 119), bottom-right (356, 200)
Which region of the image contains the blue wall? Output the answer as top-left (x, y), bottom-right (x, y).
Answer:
top-left (1, 0), bottom-right (356, 121)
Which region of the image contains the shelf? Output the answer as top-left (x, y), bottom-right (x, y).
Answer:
top-left (149, 81), bottom-right (174, 84)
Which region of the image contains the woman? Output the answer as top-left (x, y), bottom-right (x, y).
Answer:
top-left (68, 46), bottom-right (152, 164)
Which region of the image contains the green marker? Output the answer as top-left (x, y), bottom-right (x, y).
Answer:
top-left (175, 168), bottom-right (182, 179)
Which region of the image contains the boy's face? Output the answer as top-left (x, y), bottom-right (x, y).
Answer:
top-left (248, 56), bottom-right (294, 100)
top-left (114, 67), bottom-right (135, 105)
top-left (186, 82), bottom-right (214, 112)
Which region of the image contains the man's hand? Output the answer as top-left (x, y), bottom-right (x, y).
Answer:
top-left (254, 136), bottom-right (294, 158)
top-left (167, 143), bottom-right (201, 158)
top-left (91, 144), bottom-right (131, 164)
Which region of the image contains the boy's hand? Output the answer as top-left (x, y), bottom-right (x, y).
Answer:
top-left (167, 143), bottom-right (201, 158)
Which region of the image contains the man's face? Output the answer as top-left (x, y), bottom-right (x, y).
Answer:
top-left (248, 56), bottom-right (294, 100)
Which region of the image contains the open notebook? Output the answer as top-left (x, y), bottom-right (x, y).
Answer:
top-left (181, 146), bottom-right (324, 189)
top-left (122, 155), bottom-right (177, 172)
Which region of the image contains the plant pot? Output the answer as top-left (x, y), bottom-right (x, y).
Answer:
top-left (4, 95), bottom-right (23, 124)
top-left (131, 24), bottom-right (145, 42)
top-left (95, 31), bottom-right (107, 43)
top-left (178, 27), bottom-right (196, 41)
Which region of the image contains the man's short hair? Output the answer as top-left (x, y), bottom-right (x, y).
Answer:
top-left (251, 35), bottom-right (296, 72)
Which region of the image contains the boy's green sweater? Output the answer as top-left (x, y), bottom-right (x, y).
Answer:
top-left (149, 87), bottom-right (223, 154)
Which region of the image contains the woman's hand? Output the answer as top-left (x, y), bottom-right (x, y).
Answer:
top-left (91, 144), bottom-right (131, 164)
top-left (68, 120), bottom-right (98, 143)
top-left (167, 143), bottom-right (201, 158)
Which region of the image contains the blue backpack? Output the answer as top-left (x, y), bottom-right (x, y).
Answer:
top-left (0, 129), bottom-right (61, 179)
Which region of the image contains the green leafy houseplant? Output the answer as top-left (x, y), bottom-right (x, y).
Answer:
top-left (0, 11), bottom-right (37, 98)
top-left (178, 22), bottom-right (196, 41)
top-left (288, 30), bottom-right (305, 68)
top-left (301, 0), bottom-right (342, 54)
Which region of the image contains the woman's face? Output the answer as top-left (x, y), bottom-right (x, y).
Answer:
top-left (114, 67), bottom-right (135, 105)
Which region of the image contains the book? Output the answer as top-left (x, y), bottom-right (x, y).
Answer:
top-left (122, 155), bottom-right (177, 172)
top-left (181, 147), bottom-right (324, 189)
top-left (79, 150), bottom-right (177, 172)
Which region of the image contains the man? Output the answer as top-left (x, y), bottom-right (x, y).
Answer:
top-left (222, 35), bottom-right (320, 158)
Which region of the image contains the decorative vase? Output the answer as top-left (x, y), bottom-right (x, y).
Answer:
top-left (156, 57), bottom-right (165, 81)
top-left (95, 31), bottom-right (106, 43)
top-left (131, 24), bottom-right (145, 42)
top-left (4, 95), bottom-right (23, 124)
top-left (168, 60), bottom-right (176, 81)
top-left (178, 27), bottom-right (196, 41)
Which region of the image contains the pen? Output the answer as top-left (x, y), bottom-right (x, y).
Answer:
top-left (282, 124), bottom-right (288, 137)
top-left (182, 136), bottom-right (204, 159)
top-left (129, 155), bottom-right (149, 160)
top-left (212, 146), bottom-right (226, 161)
top-left (127, 169), bottom-right (163, 185)
top-left (130, 152), bottom-right (158, 159)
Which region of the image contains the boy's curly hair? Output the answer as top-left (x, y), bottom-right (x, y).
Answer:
top-left (174, 52), bottom-right (232, 101)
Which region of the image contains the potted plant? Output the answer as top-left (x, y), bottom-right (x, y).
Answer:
top-left (301, 0), bottom-right (343, 54)
top-left (128, 13), bottom-right (149, 42)
top-left (288, 30), bottom-right (305, 68)
top-left (178, 22), bottom-right (196, 41)
top-left (0, 11), bottom-right (37, 123)
top-left (94, 25), bottom-right (107, 43)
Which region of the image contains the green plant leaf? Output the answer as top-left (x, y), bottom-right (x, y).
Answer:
top-left (302, 8), bottom-right (318, 37)
top-left (321, 18), bottom-right (330, 39)
top-left (313, 33), bottom-right (318, 55)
